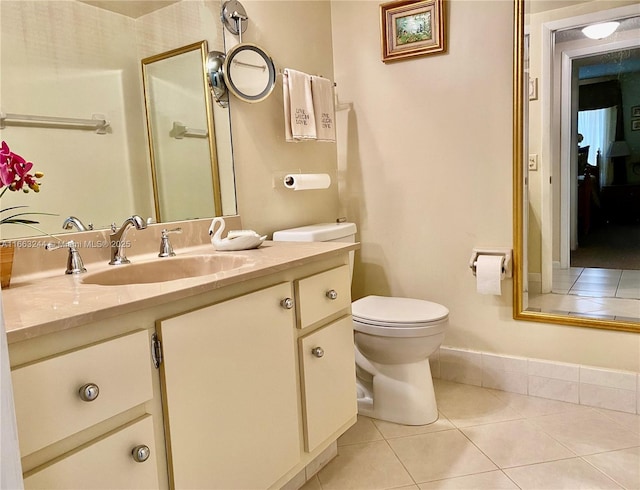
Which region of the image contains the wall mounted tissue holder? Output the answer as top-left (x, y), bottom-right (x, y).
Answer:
top-left (469, 248), bottom-right (512, 278)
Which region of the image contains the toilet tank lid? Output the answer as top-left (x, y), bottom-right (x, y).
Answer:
top-left (352, 296), bottom-right (449, 324)
top-left (272, 222), bottom-right (357, 242)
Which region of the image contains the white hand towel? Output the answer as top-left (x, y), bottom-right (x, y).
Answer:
top-left (311, 76), bottom-right (336, 142)
top-left (283, 68), bottom-right (316, 142)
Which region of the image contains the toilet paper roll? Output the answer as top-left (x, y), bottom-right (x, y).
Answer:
top-left (475, 255), bottom-right (504, 295)
top-left (283, 173), bottom-right (331, 191)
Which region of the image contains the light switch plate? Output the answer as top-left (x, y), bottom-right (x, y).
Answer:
top-left (528, 154), bottom-right (538, 171)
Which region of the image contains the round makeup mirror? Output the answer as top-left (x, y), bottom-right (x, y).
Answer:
top-left (223, 43), bottom-right (276, 103)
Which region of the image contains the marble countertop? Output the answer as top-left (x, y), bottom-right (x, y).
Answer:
top-left (2, 241), bottom-right (358, 344)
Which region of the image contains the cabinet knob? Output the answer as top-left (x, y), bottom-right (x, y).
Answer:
top-left (326, 289), bottom-right (338, 300)
top-left (280, 298), bottom-right (294, 309)
top-left (131, 444), bottom-right (151, 463)
top-left (78, 383), bottom-right (100, 402)
top-left (311, 346), bottom-right (325, 358)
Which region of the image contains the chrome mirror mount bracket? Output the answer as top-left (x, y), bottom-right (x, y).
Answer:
top-left (221, 0), bottom-right (248, 40)
top-left (207, 51), bottom-right (228, 108)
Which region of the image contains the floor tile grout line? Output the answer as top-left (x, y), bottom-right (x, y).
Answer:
top-left (454, 418), bottom-right (583, 472)
top-left (383, 429), bottom-right (512, 489)
top-left (558, 267), bottom-right (639, 301)
top-left (522, 408), bottom-right (640, 463)
top-left (320, 399), bottom-right (640, 490)
top-left (614, 271), bottom-right (623, 298)
top-left (380, 435), bottom-right (420, 488)
top-left (374, 419), bottom-right (513, 489)
top-left (523, 413), bottom-right (584, 457)
top-left (577, 453), bottom-right (630, 490)
top-left (500, 469), bottom-right (524, 490)
top-left (586, 407), bottom-right (640, 433)
top-left (456, 426), bottom-right (503, 470)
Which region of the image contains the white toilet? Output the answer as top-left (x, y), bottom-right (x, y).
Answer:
top-left (273, 222), bottom-right (448, 426)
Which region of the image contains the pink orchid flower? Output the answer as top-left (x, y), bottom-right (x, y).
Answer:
top-left (0, 141), bottom-right (48, 228)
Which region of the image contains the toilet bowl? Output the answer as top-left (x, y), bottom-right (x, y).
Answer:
top-left (352, 295), bottom-right (448, 425)
top-left (272, 223), bottom-right (449, 426)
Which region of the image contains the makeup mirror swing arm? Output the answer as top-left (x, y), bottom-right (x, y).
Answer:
top-left (511, 0), bottom-right (638, 333)
top-left (209, 0), bottom-right (249, 108)
top-left (209, 0), bottom-right (277, 107)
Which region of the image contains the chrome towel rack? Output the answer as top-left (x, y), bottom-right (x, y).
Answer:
top-left (0, 112), bottom-right (110, 134)
top-left (169, 121), bottom-right (208, 139)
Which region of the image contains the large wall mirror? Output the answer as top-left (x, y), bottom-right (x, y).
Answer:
top-left (0, 0), bottom-right (236, 240)
top-left (513, 0), bottom-right (640, 332)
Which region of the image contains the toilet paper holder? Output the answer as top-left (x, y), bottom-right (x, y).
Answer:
top-left (469, 248), bottom-right (512, 278)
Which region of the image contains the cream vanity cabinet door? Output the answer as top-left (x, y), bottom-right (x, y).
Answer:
top-left (158, 282), bottom-right (300, 489)
top-left (299, 316), bottom-right (357, 452)
top-left (23, 415), bottom-right (159, 489)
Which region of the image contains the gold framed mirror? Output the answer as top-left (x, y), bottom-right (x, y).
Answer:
top-left (142, 41), bottom-right (222, 222)
top-left (513, 0), bottom-right (640, 333)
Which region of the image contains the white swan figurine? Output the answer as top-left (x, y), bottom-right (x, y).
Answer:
top-left (208, 217), bottom-right (266, 251)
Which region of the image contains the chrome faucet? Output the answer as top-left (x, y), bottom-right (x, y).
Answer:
top-left (109, 215), bottom-right (147, 265)
top-left (158, 228), bottom-right (182, 258)
top-left (45, 240), bottom-right (87, 274)
top-left (62, 216), bottom-right (93, 232)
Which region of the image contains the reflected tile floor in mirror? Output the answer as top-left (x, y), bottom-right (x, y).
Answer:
top-left (302, 379), bottom-right (640, 490)
top-left (527, 267), bottom-right (640, 321)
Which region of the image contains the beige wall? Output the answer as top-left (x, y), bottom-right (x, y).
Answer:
top-left (228, 1), bottom-right (341, 234)
top-left (330, 0), bottom-right (640, 371)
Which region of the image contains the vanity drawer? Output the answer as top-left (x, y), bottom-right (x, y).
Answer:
top-left (299, 316), bottom-right (357, 452)
top-left (12, 330), bottom-right (153, 456)
top-left (296, 265), bottom-right (351, 329)
top-left (23, 415), bottom-right (159, 490)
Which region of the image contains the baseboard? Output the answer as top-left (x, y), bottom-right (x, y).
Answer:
top-left (430, 347), bottom-right (639, 414)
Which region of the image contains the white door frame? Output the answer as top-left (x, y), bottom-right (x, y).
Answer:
top-left (539, 5), bottom-right (640, 277)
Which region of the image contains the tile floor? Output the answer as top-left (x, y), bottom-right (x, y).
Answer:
top-left (527, 267), bottom-right (640, 321)
top-left (552, 268), bottom-right (640, 300)
top-left (302, 379), bottom-right (640, 489)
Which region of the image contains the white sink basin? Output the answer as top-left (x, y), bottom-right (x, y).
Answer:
top-left (81, 254), bottom-right (249, 286)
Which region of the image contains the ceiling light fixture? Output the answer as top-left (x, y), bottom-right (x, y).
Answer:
top-left (582, 21), bottom-right (620, 40)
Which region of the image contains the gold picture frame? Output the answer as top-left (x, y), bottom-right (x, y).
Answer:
top-left (380, 0), bottom-right (446, 63)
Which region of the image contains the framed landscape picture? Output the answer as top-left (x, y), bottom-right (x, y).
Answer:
top-left (380, 0), bottom-right (446, 63)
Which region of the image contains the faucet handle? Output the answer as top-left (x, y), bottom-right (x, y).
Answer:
top-left (158, 228), bottom-right (182, 258)
top-left (45, 240), bottom-right (87, 274)
top-left (162, 227), bottom-right (182, 237)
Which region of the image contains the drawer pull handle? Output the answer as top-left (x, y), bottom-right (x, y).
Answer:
top-left (280, 298), bottom-right (294, 310)
top-left (311, 346), bottom-right (325, 358)
top-left (326, 289), bottom-right (338, 300)
top-left (132, 445), bottom-right (151, 463)
top-left (78, 383), bottom-right (100, 402)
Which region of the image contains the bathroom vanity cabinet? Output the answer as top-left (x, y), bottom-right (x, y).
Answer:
top-left (158, 265), bottom-right (356, 489)
top-left (6, 244), bottom-right (357, 490)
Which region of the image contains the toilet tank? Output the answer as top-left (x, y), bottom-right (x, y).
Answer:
top-left (272, 222), bottom-right (357, 277)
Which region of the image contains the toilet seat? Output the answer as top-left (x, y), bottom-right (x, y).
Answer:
top-left (352, 296), bottom-right (449, 338)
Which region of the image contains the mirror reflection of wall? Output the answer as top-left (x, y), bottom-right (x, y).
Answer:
top-left (0, 0), bottom-right (236, 240)
top-left (517, 0), bottom-right (640, 330)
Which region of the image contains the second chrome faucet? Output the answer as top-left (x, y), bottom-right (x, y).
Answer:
top-left (109, 215), bottom-right (147, 265)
